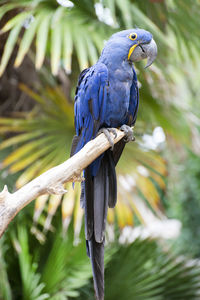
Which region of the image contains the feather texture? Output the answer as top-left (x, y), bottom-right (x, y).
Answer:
top-left (70, 29), bottom-right (155, 300)
top-left (94, 152), bottom-right (109, 243)
top-left (88, 237), bottom-right (104, 300)
top-left (85, 152), bottom-right (114, 300)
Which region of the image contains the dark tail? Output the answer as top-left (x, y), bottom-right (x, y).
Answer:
top-left (84, 150), bottom-right (118, 300)
top-left (87, 237), bottom-right (105, 300)
top-left (70, 135), bottom-right (126, 300)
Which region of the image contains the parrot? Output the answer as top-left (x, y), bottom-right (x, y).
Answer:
top-left (70, 28), bottom-right (157, 300)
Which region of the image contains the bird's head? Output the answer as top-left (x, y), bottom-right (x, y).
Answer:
top-left (102, 29), bottom-right (157, 68)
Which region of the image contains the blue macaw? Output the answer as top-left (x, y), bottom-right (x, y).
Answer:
top-left (71, 29), bottom-right (157, 300)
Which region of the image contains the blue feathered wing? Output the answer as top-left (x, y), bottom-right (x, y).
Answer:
top-left (73, 63), bottom-right (108, 155)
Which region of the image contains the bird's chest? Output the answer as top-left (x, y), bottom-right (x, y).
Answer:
top-left (105, 67), bottom-right (133, 127)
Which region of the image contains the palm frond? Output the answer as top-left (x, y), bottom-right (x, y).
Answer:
top-left (14, 226), bottom-right (49, 300)
top-left (40, 227), bottom-right (92, 298)
top-left (0, 0), bottom-right (197, 238)
top-left (0, 23), bottom-right (22, 76)
top-left (0, 0), bottom-right (110, 75)
top-left (1, 0), bottom-right (200, 77)
top-left (2, 222), bottom-right (200, 300)
top-left (0, 84), bottom-right (168, 234)
top-left (104, 238), bottom-right (200, 300)
top-left (0, 239), bottom-right (12, 300)
top-left (71, 238), bottom-right (200, 300)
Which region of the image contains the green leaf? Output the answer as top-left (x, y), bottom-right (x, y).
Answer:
top-left (0, 23), bottom-right (22, 76)
top-left (103, 239), bottom-right (200, 300)
top-left (72, 26), bottom-right (89, 70)
top-left (3, 136), bottom-right (54, 167)
top-left (50, 21), bottom-right (62, 75)
top-left (85, 33), bottom-right (98, 65)
top-left (14, 15), bottom-right (42, 68)
top-left (62, 23), bottom-right (73, 74)
top-left (0, 239), bottom-right (12, 300)
top-left (16, 148), bottom-right (62, 187)
top-left (10, 142), bottom-right (56, 173)
top-left (1, 11), bottom-right (30, 33)
top-left (17, 226), bottom-right (49, 300)
top-left (41, 230), bottom-right (92, 296)
top-left (131, 3), bottom-right (169, 48)
top-left (116, 0), bottom-right (132, 28)
top-left (35, 13), bottom-right (52, 70)
top-left (0, 3), bottom-right (20, 22)
top-left (51, 6), bottom-right (65, 27)
top-left (0, 131), bottom-right (42, 150)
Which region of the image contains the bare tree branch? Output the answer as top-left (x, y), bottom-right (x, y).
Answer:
top-left (0, 129), bottom-right (126, 237)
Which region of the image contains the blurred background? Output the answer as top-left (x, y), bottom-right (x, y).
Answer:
top-left (0, 0), bottom-right (200, 299)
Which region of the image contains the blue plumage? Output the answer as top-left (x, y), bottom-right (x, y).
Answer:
top-left (71, 28), bottom-right (157, 300)
top-left (74, 29), bottom-right (153, 152)
top-left (74, 63), bottom-right (108, 153)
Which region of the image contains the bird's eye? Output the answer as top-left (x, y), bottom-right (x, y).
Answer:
top-left (128, 33), bottom-right (137, 41)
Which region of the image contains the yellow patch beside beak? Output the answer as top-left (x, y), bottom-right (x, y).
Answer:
top-left (128, 44), bottom-right (138, 60)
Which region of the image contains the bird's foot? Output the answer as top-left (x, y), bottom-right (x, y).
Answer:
top-left (120, 125), bottom-right (135, 142)
top-left (98, 127), bottom-right (117, 150)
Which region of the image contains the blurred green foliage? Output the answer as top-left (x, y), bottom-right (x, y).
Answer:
top-left (168, 151), bottom-right (200, 258)
top-left (0, 0), bottom-right (200, 299)
top-left (1, 223), bottom-right (200, 300)
top-left (0, 0), bottom-right (197, 231)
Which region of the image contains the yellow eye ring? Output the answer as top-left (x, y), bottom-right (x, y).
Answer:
top-left (128, 33), bottom-right (137, 41)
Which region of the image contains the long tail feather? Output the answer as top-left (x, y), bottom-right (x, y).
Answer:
top-left (88, 237), bottom-right (104, 300)
top-left (94, 154), bottom-right (109, 243)
top-left (84, 150), bottom-right (118, 300)
top-left (84, 167), bottom-right (94, 240)
top-left (107, 150), bottom-right (117, 208)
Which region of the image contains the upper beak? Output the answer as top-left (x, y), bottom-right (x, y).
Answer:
top-left (129, 38), bottom-right (157, 68)
top-left (143, 38), bottom-right (157, 68)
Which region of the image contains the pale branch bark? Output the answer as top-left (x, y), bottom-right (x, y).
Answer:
top-left (0, 129), bottom-right (126, 238)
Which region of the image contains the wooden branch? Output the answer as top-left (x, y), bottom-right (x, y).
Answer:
top-left (0, 129), bottom-right (126, 237)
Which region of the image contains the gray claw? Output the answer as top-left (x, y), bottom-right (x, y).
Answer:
top-left (98, 127), bottom-right (117, 150)
top-left (108, 128), bottom-right (117, 139)
top-left (120, 125), bottom-right (135, 142)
